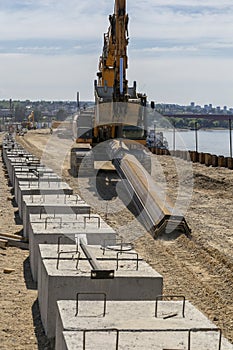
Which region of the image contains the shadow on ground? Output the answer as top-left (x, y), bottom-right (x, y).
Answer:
top-left (32, 300), bottom-right (53, 350)
top-left (23, 257), bottom-right (52, 350)
top-left (10, 195), bottom-right (18, 208)
top-left (23, 256), bottom-right (37, 290)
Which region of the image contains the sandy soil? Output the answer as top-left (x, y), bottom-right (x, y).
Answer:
top-left (0, 133), bottom-right (51, 350)
top-left (0, 129), bottom-right (232, 348)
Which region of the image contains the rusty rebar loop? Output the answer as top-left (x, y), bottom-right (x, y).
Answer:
top-left (76, 292), bottom-right (107, 317)
top-left (44, 216), bottom-right (63, 229)
top-left (101, 238), bottom-right (124, 255)
top-left (155, 295), bottom-right (186, 318)
top-left (188, 328), bottom-right (222, 350)
top-left (56, 250), bottom-right (80, 270)
top-left (81, 327), bottom-right (222, 350)
top-left (82, 328), bottom-right (119, 350)
top-left (57, 234), bottom-right (79, 253)
top-left (116, 251), bottom-right (139, 270)
top-left (84, 215), bottom-right (100, 229)
top-left (102, 241), bottom-right (134, 254)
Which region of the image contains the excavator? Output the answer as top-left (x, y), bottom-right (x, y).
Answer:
top-left (70, 0), bottom-right (150, 176)
top-left (21, 111), bottom-right (35, 130)
top-left (70, 0), bottom-right (191, 238)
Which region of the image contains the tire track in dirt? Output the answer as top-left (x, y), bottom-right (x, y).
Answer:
top-left (135, 234), bottom-right (233, 343)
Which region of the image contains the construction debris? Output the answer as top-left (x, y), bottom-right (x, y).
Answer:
top-left (3, 268), bottom-right (15, 274)
top-left (0, 239), bottom-right (8, 250)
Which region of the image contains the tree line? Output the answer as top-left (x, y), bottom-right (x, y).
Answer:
top-left (148, 115), bottom-right (230, 129)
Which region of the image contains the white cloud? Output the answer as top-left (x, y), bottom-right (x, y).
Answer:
top-left (0, 0), bottom-right (111, 40)
top-left (0, 0), bottom-right (232, 105)
top-left (16, 46), bottom-right (61, 52)
top-left (136, 46), bottom-right (199, 53)
top-left (0, 53), bottom-right (97, 100)
top-left (128, 0), bottom-right (233, 46)
top-left (128, 56), bottom-right (233, 106)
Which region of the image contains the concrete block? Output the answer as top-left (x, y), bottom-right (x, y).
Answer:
top-left (2, 149), bottom-right (28, 165)
top-left (6, 157), bottom-right (40, 184)
top-left (15, 175), bottom-right (61, 203)
top-left (17, 181), bottom-right (73, 218)
top-left (37, 244), bottom-right (163, 339)
top-left (55, 300), bottom-right (233, 350)
top-left (22, 194), bottom-right (91, 236)
top-left (14, 171), bottom-right (60, 192)
top-left (13, 166), bottom-right (54, 188)
top-left (28, 214), bottom-right (116, 281)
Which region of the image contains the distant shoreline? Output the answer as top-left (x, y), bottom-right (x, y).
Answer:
top-left (153, 127), bottom-right (230, 132)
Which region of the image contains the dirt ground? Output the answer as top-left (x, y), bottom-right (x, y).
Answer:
top-left (0, 129), bottom-right (233, 349)
top-left (0, 132), bottom-right (51, 350)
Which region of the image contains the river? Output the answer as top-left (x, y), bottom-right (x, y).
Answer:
top-left (162, 129), bottom-right (233, 157)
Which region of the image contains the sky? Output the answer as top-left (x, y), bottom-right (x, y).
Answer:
top-left (0, 0), bottom-right (233, 107)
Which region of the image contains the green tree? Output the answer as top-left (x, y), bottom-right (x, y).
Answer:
top-left (14, 104), bottom-right (26, 122)
top-left (56, 109), bottom-right (68, 121)
top-left (33, 110), bottom-right (42, 122)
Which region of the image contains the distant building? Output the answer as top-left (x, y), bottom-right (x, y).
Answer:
top-left (0, 108), bottom-right (12, 117)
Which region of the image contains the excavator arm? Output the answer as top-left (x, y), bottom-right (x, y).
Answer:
top-left (97, 0), bottom-right (129, 102)
top-left (94, 0), bottom-right (147, 139)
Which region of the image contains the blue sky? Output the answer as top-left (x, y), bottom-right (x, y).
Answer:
top-left (0, 0), bottom-right (233, 106)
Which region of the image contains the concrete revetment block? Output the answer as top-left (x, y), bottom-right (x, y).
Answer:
top-left (22, 193), bottom-right (91, 237)
top-left (13, 165), bottom-right (54, 187)
top-left (17, 181), bottom-right (73, 218)
top-left (55, 300), bottom-right (233, 350)
top-left (37, 244), bottom-right (163, 339)
top-left (29, 213), bottom-right (116, 281)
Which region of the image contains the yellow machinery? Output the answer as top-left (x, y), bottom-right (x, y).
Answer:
top-left (21, 111), bottom-right (35, 130)
top-left (93, 0), bottom-right (147, 143)
top-left (28, 111), bottom-right (34, 129)
top-left (71, 0), bottom-right (149, 175)
top-left (97, 0), bottom-right (129, 101)
top-left (70, 0), bottom-right (191, 239)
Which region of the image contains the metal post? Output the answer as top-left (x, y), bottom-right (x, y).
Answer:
top-left (195, 121), bottom-right (198, 153)
top-left (120, 57), bottom-right (124, 95)
top-left (173, 121), bottom-right (176, 151)
top-left (105, 202), bottom-right (108, 220)
top-left (154, 122), bottom-right (156, 147)
top-left (229, 118), bottom-right (232, 158)
top-left (77, 91), bottom-right (80, 111)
